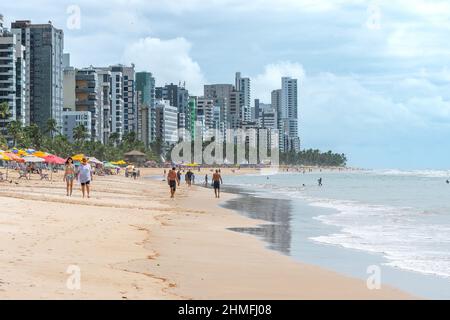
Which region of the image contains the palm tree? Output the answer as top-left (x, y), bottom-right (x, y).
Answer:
top-left (109, 132), bottom-right (120, 147)
top-left (46, 118), bottom-right (59, 140)
top-left (23, 124), bottom-right (43, 149)
top-left (73, 124), bottom-right (88, 143)
top-left (0, 102), bottom-right (11, 135)
top-left (7, 120), bottom-right (23, 147)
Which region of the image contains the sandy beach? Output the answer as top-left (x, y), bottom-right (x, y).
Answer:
top-left (0, 167), bottom-right (415, 299)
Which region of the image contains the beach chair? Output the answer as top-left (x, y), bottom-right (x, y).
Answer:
top-left (18, 171), bottom-right (29, 180)
top-left (40, 172), bottom-right (50, 180)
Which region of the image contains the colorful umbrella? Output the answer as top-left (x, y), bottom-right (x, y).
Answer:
top-left (0, 153), bottom-right (11, 161)
top-left (72, 154), bottom-right (85, 162)
top-left (88, 157), bottom-right (103, 165)
top-left (33, 151), bottom-right (48, 158)
top-left (3, 152), bottom-right (24, 163)
top-left (44, 155), bottom-right (66, 165)
top-left (22, 155), bottom-right (45, 163)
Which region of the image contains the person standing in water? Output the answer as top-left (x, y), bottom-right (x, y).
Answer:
top-left (167, 167), bottom-right (179, 198)
top-left (318, 177), bottom-right (323, 187)
top-left (63, 157), bottom-right (75, 197)
top-left (78, 158), bottom-right (93, 198)
top-left (212, 170), bottom-right (223, 198)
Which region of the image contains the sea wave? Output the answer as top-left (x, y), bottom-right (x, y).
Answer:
top-left (228, 178), bottom-right (450, 279)
top-left (309, 198), bottom-right (450, 279)
top-left (370, 169), bottom-right (450, 178)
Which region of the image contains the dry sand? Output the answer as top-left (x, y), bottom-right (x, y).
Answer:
top-left (0, 167), bottom-right (416, 299)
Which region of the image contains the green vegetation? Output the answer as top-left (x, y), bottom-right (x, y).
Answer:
top-left (0, 123), bottom-right (160, 162)
top-left (281, 149), bottom-right (347, 167)
top-left (0, 121), bottom-right (347, 167)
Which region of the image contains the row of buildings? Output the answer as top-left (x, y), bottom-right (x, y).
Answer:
top-left (0, 15), bottom-right (300, 153)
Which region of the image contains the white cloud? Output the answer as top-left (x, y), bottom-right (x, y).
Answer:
top-left (252, 62), bottom-right (305, 103)
top-left (122, 37), bottom-right (206, 95)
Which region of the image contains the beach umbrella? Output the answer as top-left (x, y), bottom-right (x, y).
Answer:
top-left (0, 153), bottom-right (10, 161)
top-left (33, 151), bottom-right (48, 158)
top-left (0, 153), bottom-right (10, 180)
top-left (186, 163), bottom-right (200, 167)
top-left (3, 152), bottom-right (24, 163)
top-left (22, 155), bottom-right (45, 163)
top-left (44, 155), bottom-right (66, 165)
top-left (72, 154), bottom-right (85, 162)
top-left (88, 157), bottom-right (103, 165)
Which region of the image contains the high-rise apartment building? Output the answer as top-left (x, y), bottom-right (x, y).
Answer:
top-left (0, 16), bottom-right (26, 133)
top-left (136, 72), bottom-right (156, 146)
top-left (75, 68), bottom-right (100, 141)
top-left (154, 99), bottom-right (178, 145)
top-left (235, 72), bottom-right (252, 121)
top-left (277, 77), bottom-right (300, 152)
top-left (11, 20), bottom-right (64, 132)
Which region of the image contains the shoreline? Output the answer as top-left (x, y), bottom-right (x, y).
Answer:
top-left (0, 168), bottom-right (416, 299)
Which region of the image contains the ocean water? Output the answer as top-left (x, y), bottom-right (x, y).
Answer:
top-left (222, 169), bottom-right (450, 299)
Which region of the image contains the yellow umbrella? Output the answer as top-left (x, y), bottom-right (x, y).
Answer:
top-left (72, 154), bottom-right (85, 162)
top-left (112, 160), bottom-right (127, 165)
top-left (186, 163), bottom-right (200, 167)
top-left (33, 151), bottom-right (48, 158)
top-left (0, 153), bottom-right (11, 161)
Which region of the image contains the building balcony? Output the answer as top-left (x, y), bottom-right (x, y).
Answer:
top-left (76, 87), bottom-right (97, 94)
top-left (76, 74), bottom-right (96, 81)
top-left (76, 99), bottom-right (97, 106)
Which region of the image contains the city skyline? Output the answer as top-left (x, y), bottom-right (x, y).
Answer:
top-left (1, 1), bottom-right (450, 168)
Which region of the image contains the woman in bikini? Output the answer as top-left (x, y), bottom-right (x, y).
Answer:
top-left (64, 157), bottom-right (76, 197)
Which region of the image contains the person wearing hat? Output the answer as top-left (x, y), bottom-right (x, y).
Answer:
top-left (78, 157), bottom-right (93, 198)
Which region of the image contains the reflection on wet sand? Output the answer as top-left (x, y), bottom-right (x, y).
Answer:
top-left (221, 186), bottom-right (292, 255)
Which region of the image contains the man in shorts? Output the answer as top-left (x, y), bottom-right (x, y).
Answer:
top-left (212, 170), bottom-right (223, 198)
top-left (167, 167), bottom-right (179, 198)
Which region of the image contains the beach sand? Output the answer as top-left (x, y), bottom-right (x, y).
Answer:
top-left (0, 167), bottom-right (415, 299)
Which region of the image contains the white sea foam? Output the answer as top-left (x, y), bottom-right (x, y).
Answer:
top-left (370, 169), bottom-right (450, 178)
top-left (309, 198), bottom-right (450, 279)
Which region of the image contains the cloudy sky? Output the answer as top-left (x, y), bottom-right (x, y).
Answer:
top-left (2, 0), bottom-right (450, 169)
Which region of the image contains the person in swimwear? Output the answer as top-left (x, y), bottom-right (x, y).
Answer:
top-left (64, 157), bottom-right (76, 197)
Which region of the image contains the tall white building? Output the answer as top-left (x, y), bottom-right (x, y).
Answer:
top-left (0, 15), bottom-right (26, 134)
top-left (154, 99), bottom-right (178, 145)
top-left (108, 65), bottom-right (136, 140)
top-left (235, 72), bottom-right (252, 121)
top-left (278, 77), bottom-right (300, 152)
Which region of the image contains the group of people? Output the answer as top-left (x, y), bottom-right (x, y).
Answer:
top-left (63, 157), bottom-right (93, 198)
top-left (167, 167), bottom-right (223, 199)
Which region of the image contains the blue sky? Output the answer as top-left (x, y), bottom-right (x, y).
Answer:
top-left (2, 0), bottom-right (450, 169)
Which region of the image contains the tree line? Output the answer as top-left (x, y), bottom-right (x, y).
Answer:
top-left (1, 102), bottom-right (347, 166)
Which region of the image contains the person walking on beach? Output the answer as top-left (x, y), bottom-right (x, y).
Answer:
top-left (205, 174), bottom-right (209, 187)
top-left (167, 167), bottom-right (179, 198)
top-left (318, 177), bottom-right (323, 187)
top-left (212, 170), bottom-right (223, 198)
top-left (78, 158), bottom-right (93, 198)
top-left (186, 170), bottom-right (193, 187)
top-left (177, 169), bottom-right (182, 186)
top-left (63, 157), bottom-right (76, 197)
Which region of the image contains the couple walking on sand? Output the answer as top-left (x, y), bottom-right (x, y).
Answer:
top-left (167, 167), bottom-right (223, 199)
top-left (63, 157), bottom-right (93, 198)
